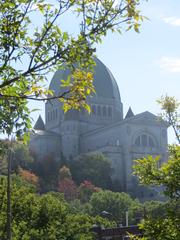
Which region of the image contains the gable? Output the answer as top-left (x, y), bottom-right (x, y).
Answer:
top-left (124, 111), bottom-right (168, 127)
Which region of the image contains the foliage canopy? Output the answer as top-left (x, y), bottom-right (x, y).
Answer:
top-left (157, 95), bottom-right (180, 144)
top-left (133, 145), bottom-right (180, 240)
top-left (70, 152), bottom-right (112, 188)
top-left (0, 176), bottom-right (112, 239)
top-left (0, 0), bottom-right (146, 137)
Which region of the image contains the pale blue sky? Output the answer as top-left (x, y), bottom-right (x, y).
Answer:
top-left (29, 0), bottom-right (180, 143)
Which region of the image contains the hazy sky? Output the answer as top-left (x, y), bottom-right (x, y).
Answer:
top-left (29, 0), bottom-right (180, 143)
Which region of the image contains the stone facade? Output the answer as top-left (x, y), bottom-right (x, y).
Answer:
top-left (30, 58), bottom-right (168, 193)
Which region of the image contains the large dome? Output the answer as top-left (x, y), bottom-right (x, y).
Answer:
top-left (49, 58), bottom-right (121, 103)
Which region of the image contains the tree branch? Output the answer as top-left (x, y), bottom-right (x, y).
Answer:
top-left (0, 1), bottom-right (33, 72)
top-left (0, 90), bottom-right (70, 101)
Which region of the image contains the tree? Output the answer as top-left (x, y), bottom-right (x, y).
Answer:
top-left (58, 178), bottom-right (78, 201)
top-left (0, 176), bottom-right (112, 240)
top-left (142, 200), bottom-right (166, 219)
top-left (12, 142), bottom-right (33, 173)
top-left (0, 140), bottom-right (33, 174)
top-left (0, 140), bottom-right (10, 174)
top-left (157, 95), bottom-right (180, 144)
top-left (133, 146), bottom-right (180, 200)
top-left (78, 180), bottom-right (101, 203)
top-left (30, 153), bottom-right (60, 192)
top-left (89, 190), bottom-right (141, 224)
top-left (19, 168), bottom-right (39, 188)
top-left (132, 145), bottom-right (180, 239)
top-left (0, 1), bottom-right (146, 238)
top-left (70, 152), bottom-right (113, 188)
top-left (59, 165), bottom-right (72, 181)
top-left (0, 0), bottom-right (146, 137)
top-left (58, 166), bottom-right (78, 201)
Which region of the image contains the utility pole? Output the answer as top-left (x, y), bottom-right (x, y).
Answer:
top-left (7, 143), bottom-right (13, 240)
top-left (125, 211), bottom-right (129, 227)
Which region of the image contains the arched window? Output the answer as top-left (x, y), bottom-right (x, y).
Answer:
top-left (92, 105), bottom-right (96, 115)
top-left (142, 134), bottom-right (147, 147)
top-left (108, 106), bottom-right (112, 117)
top-left (97, 105), bottom-right (101, 116)
top-left (149, 136), bottom-right (155, 147)
top-left (135, 136), bottom-right (140, 146)
top-left (135, 134), bottom-right (156, 148)
top-left (103, 106), bottom-right (107, 117)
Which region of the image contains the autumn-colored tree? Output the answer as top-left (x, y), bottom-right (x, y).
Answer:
top-left (58, 166), bottom-right (78, 201)
top-left (19, 168), bottom-right (39, 187)
top-left (59, 165), bottom-right (72, 181)
top-left (78, 180), bottom-right (101, 203)
top-left (58, 178), bottom-right (78, 201)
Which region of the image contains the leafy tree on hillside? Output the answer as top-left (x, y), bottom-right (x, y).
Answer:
top-left (59, 165), bottom-right (72, 181)
top-left (19, 168), bottom-right (39, 188)
top-left (0, 0), bottom-right (146, 138)
top-left (0, 140), bottom-right (10, 174)
top-left (12, 143), bottom-right (33, 173)
top-left (78, 180), bottom-right (101, 203)
top-left (58, 166), bottom-right (78, 201)
top-left (142, 200), bottom-right (166, 219)
top-left (30, 153), bottom-right (60, 192)
top-left (0, 176), bottom-right (113, 239)
top-left (58, 178), bottom-right (78, 201)
top-left (0, 140), bottom-right (33, 174)
top-left (134, 146), bottom-right (180, 200)
top-left (133, 145), bottom-right (180, 240)
top-left (89, 190), bottom-right (141, 224)
top-left (70, 152), bottom-right (113, 189)
top-left (157, 95), bottom-right (180, 144)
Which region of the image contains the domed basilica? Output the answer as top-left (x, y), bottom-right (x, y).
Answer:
top-left (30, 58), bottom-right (168, 192)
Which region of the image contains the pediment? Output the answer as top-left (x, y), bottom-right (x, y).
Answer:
top-left (124, 111), bottom-right (168, 127)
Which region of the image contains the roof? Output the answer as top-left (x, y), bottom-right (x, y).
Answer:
top-left (125, 107), bottom-right (134, 119)
top-left (34, 115), bottom-right (45, 130)
top-left (49, 58), bottom-right (121, 102)
top-left (31, 129), bottom-right (60, 137)
top-left (81, 111), bottom-right (168, 138)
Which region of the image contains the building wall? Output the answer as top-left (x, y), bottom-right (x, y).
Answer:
top-left (60, 120), bottom-right (80, 158)
top-left (30, 133), bottom-right (61, 160)
top-left (79, 113), bottom-right (168, 191)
